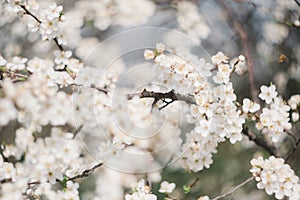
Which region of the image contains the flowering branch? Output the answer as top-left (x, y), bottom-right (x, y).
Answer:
top-left (19, 4), bottom-right (65, 51)
top-left (127, 89), bottom-right (280, 157)
top-left (243, 127), bottom-right (278, 156)
top-left (77, 85), bottom-right (279, 160)
top-left (25, 163), bottom-right (103, 187)
top-left (127, 89), bottom-right (196, 109)
top-left (211, 177), bottom-right (254, 200)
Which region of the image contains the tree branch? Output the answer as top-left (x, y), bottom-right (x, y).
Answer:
top-left (20, 5), bottom-right (41, 23)
top-left (25, 162), bottom-right (103, 187)
top-left (220, 0), bottom-right (259, 103)
top-left (243, 127), bottom-right (278, 156)
top-left (127, 89), bottom-right (196, 109)
top-left (68, 163), bottom-right (103, 181)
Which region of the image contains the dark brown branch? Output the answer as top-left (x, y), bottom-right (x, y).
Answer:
top-left (90, 84), bottom-right (108, 94)
top-left (127, 89), bottom-right (196, 109)
top-left (20, 5), bottom-right (41, 23)
top-left (72, 84), bottom-right (109, 94)
top-left (220, 0), bottom-right (259, 103)
top-left (243, 127), bottom-right (278, 156)
top-left (0, 178), bottom-right (12, 184)
top-left (68, 163), bottom-right (103, 181)
top-left (53, 37), bottom-right (64, 51)
top-left (189, 175), bottom-right (200, 190)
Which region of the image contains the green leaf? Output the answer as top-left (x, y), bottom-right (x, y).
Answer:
top-left (60, 176), bottom-right (69, 189)
top-left (183, 185), bottom-right (190, 193)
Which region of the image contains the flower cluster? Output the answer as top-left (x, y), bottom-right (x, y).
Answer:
top-left (0, 127), bottom-right (83, 199)
top-left (1, 72), bottom-right (74, 129)
top-left (145, 46), bottom-right (246, 172)
top-left (256, 84), bottom-right (292, 142)
top-left (250, 156), bottom-right (300, 200)
top-left (180, 130), bottom-right (220, 172)
top-left (8, 1), bottom-right (67, 43)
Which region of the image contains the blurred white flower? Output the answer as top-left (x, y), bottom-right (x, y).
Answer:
top-left (176, 1), bottom-right (211, 44)
top-left (242, 98), bottom-right (260, 113)
top-left (6, 56), bottom-right (28, 71)
top-left (158, 181), bottom-right (176, 193)
top-left (0, 98), bottom-right (17, 126)
top-left (144, 50), bottom-right (155, 60)
top-left (211, 52), bottom-right (229, 65)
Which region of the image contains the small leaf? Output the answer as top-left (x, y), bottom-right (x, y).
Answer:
top-left (60, 176), bottom-right (68, 189)
top-left (183, 185), bottom-right (190, 193)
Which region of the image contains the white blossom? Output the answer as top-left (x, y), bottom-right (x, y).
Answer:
top-left (158, 181), bottom-right (176, 193)
top-left (242, 98), bottom-right (260, 113)
top-left (211, 52), bottom-right (229, 65)
top-left (259, 85), bottom-right (278, 104)
top-left (6, 56), bottom-right (27, 71)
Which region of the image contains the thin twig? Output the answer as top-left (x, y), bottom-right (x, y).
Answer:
top-left (211, 177), bottom-right (254, 200)
top-left (68, 163), bottom-right (103, 181)
top-left (20, 5), bottom-right (41, 23)
top-left (4, 70), bottom-right (29, 79)
top-left (189, 176), bottom-right (201, 190)
top-left (26, 163), bottom-right (103, 186)
top-left (90, 84), bottom-right (109, 94)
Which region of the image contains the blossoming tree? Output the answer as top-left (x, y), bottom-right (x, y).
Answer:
top-left (0, 0), bottom-right (300, 200)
